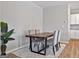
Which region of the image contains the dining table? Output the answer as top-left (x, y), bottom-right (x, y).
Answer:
top-left (25, 32), bottom-right (54, 55)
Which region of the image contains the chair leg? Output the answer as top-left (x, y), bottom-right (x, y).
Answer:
top-left (37, 44), bottom-right (39, 52)
top-left (53, 46), bottom-right (55, 55)
top-left (34, 43), bottom-right (36, 47)
top-left (59, 42), bottom-right (61, 47)
top-left (41, 42), bottom-right (44, 49)
top-left (56, 42), bottom-right (61, 51)
top-left (55, 44), bottom-right (58, 51)
top-left (29, 46), bottom-right (31, 50)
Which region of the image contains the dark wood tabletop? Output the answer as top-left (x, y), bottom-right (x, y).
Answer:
top-left (25, 32), bottom-right (54, 38)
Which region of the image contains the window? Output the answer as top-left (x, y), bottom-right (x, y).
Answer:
top-left (70, 14), bottom-right (79, 24)
top-left (70, 14), bottom-right (79, 30)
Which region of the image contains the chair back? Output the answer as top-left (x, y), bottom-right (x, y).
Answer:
top-left (53, 30), bottom-right (60, 46)
top-left (57, 30), bottom-right (61, 43)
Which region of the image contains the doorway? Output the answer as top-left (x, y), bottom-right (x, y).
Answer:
top-left (70, 14), bottom-right (79, 39)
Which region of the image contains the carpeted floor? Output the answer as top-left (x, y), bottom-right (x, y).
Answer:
top-left (7, 53), bottom-right (20, 58)
top-left (11, 44), bottom-right (66, 58)
top-left (0, 53), bottom-right (20, 58)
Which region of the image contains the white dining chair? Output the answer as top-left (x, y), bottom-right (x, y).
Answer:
top-left (47, 30), bottom-right (61, 55)
top-left (57, 30), bottom-right (61, 48)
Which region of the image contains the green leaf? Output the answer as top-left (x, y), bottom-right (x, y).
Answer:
top-left (1, 22), bottom-right (8, 33)
top-left (0, 22), bottom-right (1, 27)
top-left (6, 38), bottom-right (15, 41)
top-left (3, 39), bottom-right (8, 44)
top-left (1, 36), bottom-right (5, 40)
top-left (2, 29), bottom-right (14, 39)
top-left (1, 21), bottom-right (15, 44)
top-left (1, 39), bottom-right (8, 44)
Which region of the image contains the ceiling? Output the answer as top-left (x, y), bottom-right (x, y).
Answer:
top-left (33, 1), bottom-right (79, 10)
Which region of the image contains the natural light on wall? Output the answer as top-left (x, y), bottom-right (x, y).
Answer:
top-left (71, 14), bottom-right (79, 24)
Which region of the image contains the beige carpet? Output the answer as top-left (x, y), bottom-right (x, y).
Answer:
top-left (0, 53), bottom-right (20, 58)
top-left (12, 44), bottom-right (66, 58)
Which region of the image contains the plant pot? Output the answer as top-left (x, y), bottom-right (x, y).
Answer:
top-left (1, 45), bottom-right (7, 55)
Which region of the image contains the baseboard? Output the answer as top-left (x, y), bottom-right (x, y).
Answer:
top-left (6, 44), bottom-right (27, 54)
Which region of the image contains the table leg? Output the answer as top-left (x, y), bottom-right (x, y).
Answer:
top-left (44, 38), bottom-right (47, 55)
top-left (29, 37), bottom-right (48, 55)
top-left (30, 37), bottom-right (32, 51)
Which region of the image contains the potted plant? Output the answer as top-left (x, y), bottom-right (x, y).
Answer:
top-left (0, 21), bottom-right (15, 55)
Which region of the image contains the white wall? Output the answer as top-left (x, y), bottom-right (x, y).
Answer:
top-left (1, 2), bottom-right (18, 51)
top-left (71, 9), bottom-right (79, 14)
top-left (43, 5), bottom-right (70, 41)
top-left (0, 1), bottom-right (70, 52)
top-left (0, 1), bottom-right (43, 52)
top-left (0, 2), bottom-right (2, 19)
top-left (15, 1), bottom-right (43, 47)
